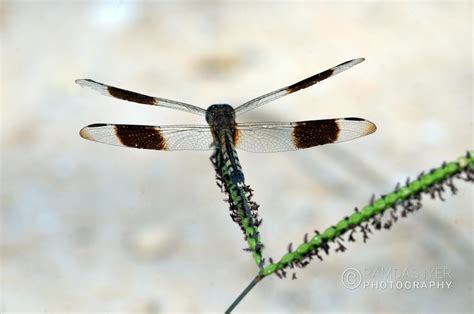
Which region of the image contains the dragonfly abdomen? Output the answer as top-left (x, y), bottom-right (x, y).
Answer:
top-left (218, 131), bottom-right (245, 186)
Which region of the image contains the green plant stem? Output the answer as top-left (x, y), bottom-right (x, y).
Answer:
top-left (225, 275), bottom-right (263, 314)
top-left (225, 150), bottom-right (473, 311)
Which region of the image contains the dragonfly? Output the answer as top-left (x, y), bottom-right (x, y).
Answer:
top-left (77, 58), bottom-right (376, 186)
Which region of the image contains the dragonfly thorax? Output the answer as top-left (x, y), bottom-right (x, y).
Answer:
top-left (205, 104), bottom-right (236, 128)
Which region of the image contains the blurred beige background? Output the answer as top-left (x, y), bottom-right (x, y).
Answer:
top-left (1, 1), bottom-right (472, 313)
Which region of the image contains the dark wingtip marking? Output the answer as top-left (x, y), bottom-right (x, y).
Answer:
top-left (287, 69), bottom-right (335, 93)
top-left (115, 125), bottom-right (168, 150)
top-left (341, 58), bottom-right (364, 66)
top-left (344, 117), bottom-right (365, 121)
top-left (87, 123), bottom-right (108, 127)
top-left (292, 120), bottom-right (339, 149)
top-left (76, 79), bottom-right (98, 87)
top-left (108, 86), bottom-right (156, 105)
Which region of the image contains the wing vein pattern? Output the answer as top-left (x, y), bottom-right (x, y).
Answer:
top-left (235, 118), bottom-right (376, 152)
top-left (76, 79), bottom-right (207, 116)
top-left (234, 58), bottom-right (365, 116)
top-left (80, 124), bottom-right (214, 151)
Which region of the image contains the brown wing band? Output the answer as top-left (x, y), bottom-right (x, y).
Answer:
top-left (292, 120), bottom-right (339, 148)
top-left (287, 69), bottom-right (335, 93)
top-left (108, 86), bottom-right (157, 105)
top-left (115, 125), bottom-right (168, 150)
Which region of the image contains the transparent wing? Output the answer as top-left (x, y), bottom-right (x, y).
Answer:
top-left (234, 58), bottom-right (365, 116)
top-left (80, 123), bottom-right (214, 151)
top-left (235, 117), bottom-right (376, 152)
top-left (76, 79), bottom-right (207, 116)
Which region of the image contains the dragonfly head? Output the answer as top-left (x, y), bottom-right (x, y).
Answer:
top-left (205, 104), bottom-right (236, 126)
